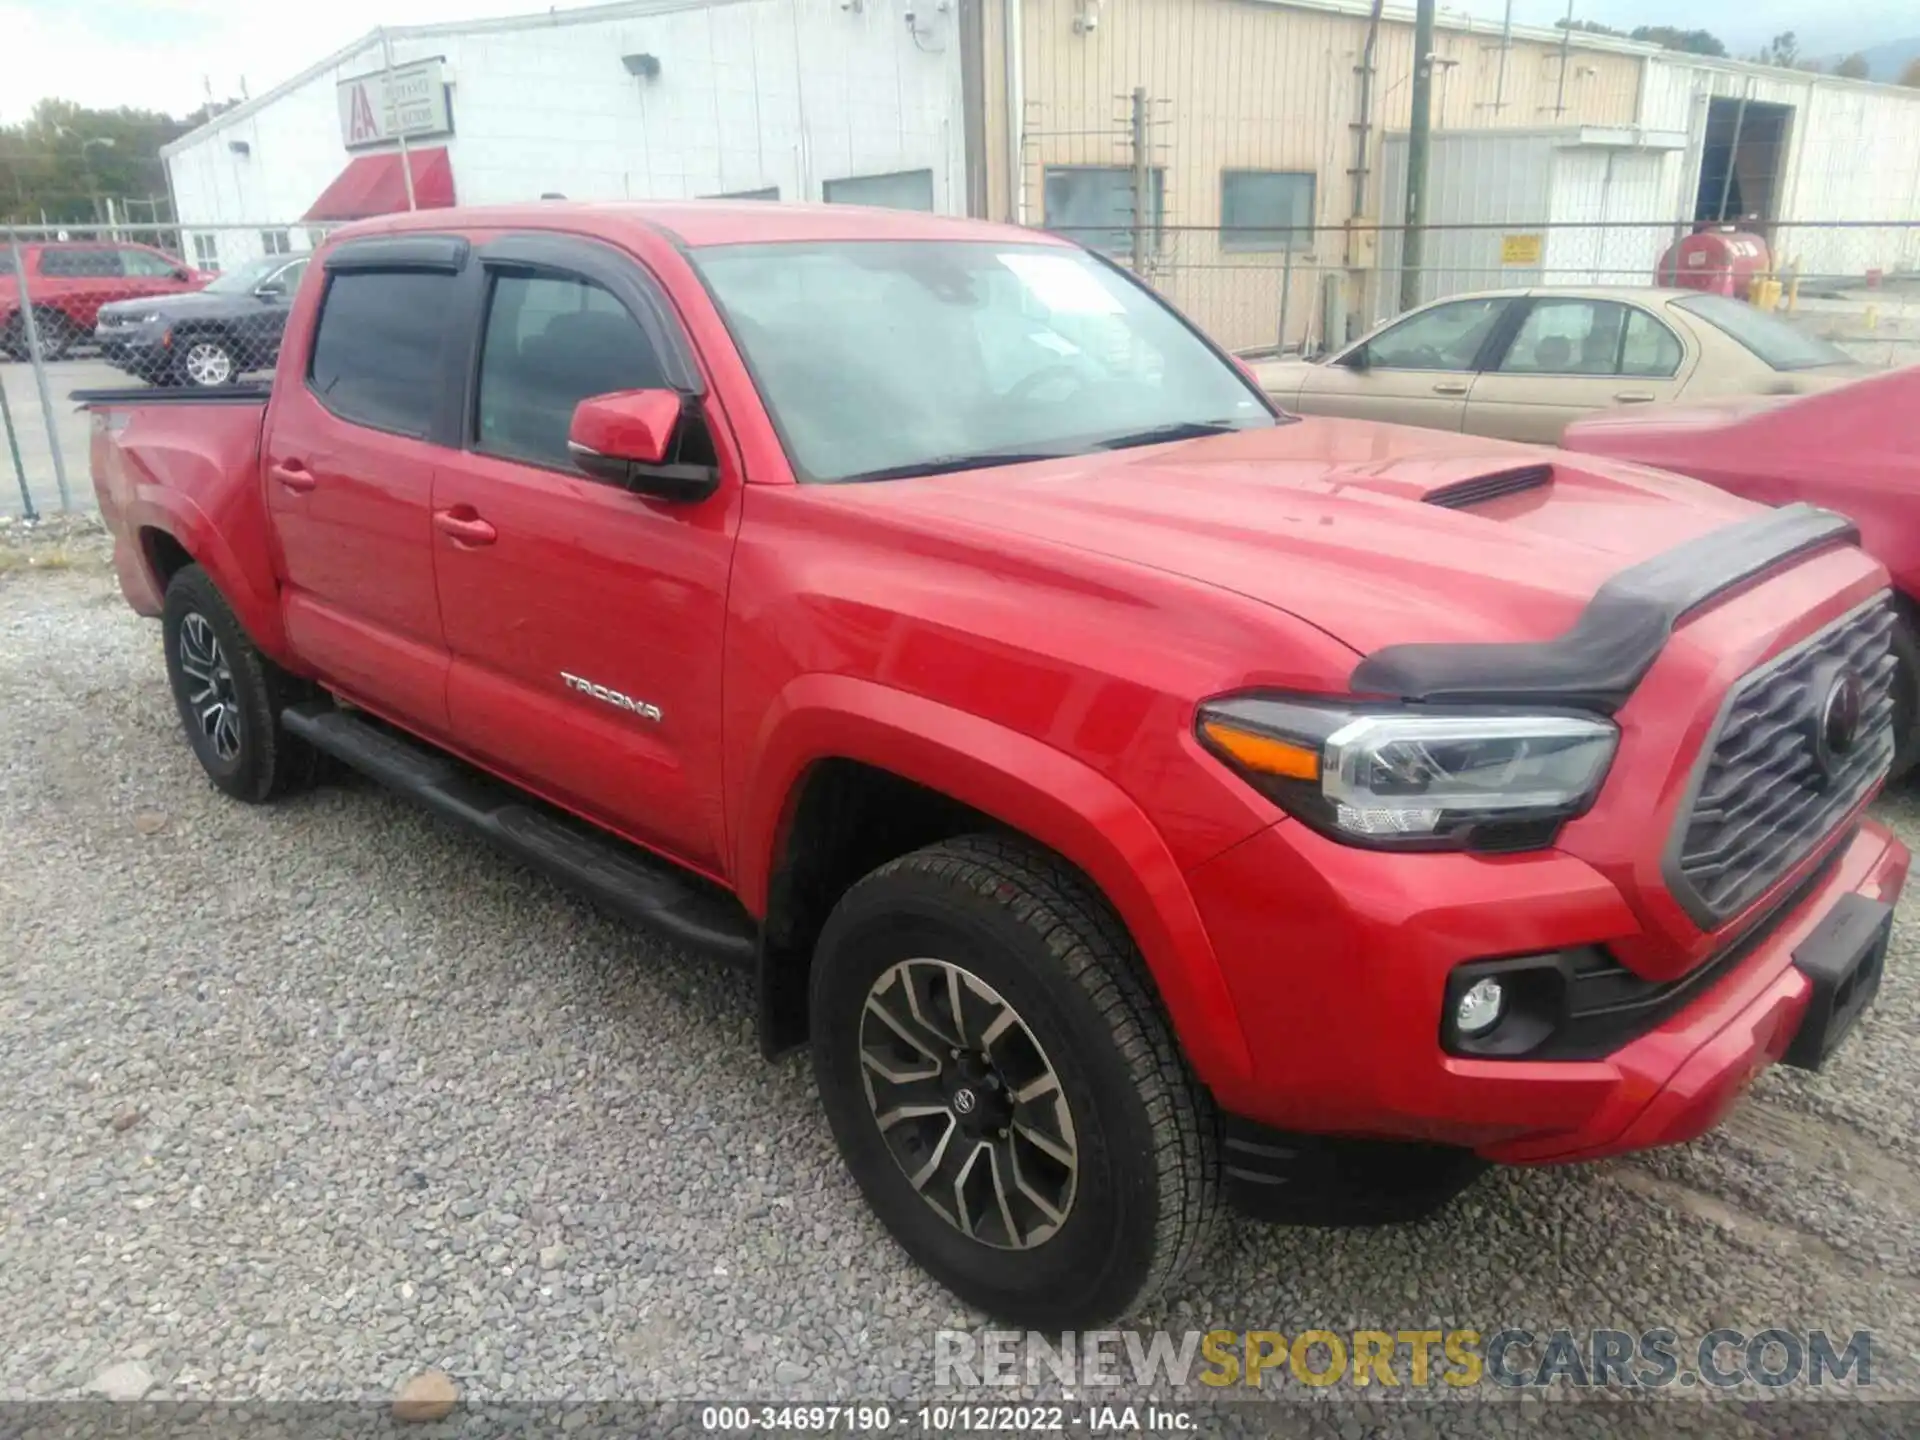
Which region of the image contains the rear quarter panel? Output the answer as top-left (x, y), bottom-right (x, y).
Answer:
top-left (90, 400), bottom-right (288, 656)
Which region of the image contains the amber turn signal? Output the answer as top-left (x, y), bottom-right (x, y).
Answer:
top-left (1199, 719), bottom-right (1321, 781)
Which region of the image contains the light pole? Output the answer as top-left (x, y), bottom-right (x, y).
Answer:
top-left (80, 137), bottom-right (115, 229)
top-left (54, 125), bottom-right (116, 227)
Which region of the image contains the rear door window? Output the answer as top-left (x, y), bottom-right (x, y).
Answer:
top-left (308, 270), bottom-right (458, 437)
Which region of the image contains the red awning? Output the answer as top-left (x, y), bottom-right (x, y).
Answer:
top-left (303, 147), bottom-right (454, 222)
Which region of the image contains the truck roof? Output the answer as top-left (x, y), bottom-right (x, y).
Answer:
top-left (324, 200), bottom-right (1059, 251)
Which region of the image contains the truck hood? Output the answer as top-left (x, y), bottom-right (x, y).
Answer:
top-left (97, 290), bottom-right (237, 323)
top-left (855, 418), bottom-right (1763, 657)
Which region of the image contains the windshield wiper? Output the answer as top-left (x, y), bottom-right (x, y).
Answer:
top-left (836, 450), bottom-right (1075, 484)
top-left (1090, 420), bottom-right (1244, 451)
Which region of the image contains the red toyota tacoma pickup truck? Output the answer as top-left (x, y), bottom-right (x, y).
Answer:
top-left (84, 203), bottom-right (1908, 1327)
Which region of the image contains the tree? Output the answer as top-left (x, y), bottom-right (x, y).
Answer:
top-left (1629, 26), bottom-right (1728, 58)
top-left (1900, 56), bottom-right (1920, 87)
top-left (0, 97), bottom-right (230, 226)
top-left (1556, 19), bottom-right (1730, 58)
top-left (1834, 53), bottom-right (1871, 79)
top-left (1755, 31), bottom-right (1800, 68)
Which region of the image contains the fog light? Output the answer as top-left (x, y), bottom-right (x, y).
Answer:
top-left (1456, 977), bottom-right (1505, 1036)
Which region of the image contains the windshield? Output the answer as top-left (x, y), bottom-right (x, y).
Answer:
top-left (1675, 293), bottom-right (1855, 372)
top-left (203, 256), bottom-right (295, 294)
top-left (692, 240), bottom-right (1275, 482)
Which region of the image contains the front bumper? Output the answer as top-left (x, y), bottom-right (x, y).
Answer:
top-left (94, 324), bottom-right (170, 373)
top-left (1187, 814), bottom-right (1907, 1165)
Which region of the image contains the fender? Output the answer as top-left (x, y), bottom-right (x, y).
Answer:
top-left (125, 485), bottom-right (292, 663)
top-left (734, 672), bottom-right (1256, 1093)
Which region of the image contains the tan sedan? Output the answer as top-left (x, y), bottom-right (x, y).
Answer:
top-left (1253, 287), bottom-right (1873, 444)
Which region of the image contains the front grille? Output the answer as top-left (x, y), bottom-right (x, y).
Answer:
top-left (1669, 594), bottom-right (1896, 927)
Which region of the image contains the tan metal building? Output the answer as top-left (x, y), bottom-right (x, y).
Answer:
top-left (970, 0), bottom-right (1650, 346)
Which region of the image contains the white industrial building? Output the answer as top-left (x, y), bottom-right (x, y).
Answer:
top-left (162, 0), bottom-right (969, 270)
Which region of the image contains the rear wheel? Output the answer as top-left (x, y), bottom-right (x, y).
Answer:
top-left (21, 308), bottom-right (75, 361)
top-left (161, 565), bottom-right (320, 803)
top-left (810, 835), bottom-right (1218, 1327)
top-left (176, 335), bottom-right (237, 388)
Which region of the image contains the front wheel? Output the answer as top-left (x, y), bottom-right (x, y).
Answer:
top-left (161, 565), bottom-right (320, 803)
top-left (810, 836), bottom-right (1218, 1328)
top-left (176, 336), bottom-right (237, 388)
top-left (1890, 611), bottom-right (1920, 782)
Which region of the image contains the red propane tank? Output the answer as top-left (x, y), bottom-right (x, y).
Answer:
top-left (1657, 226), bottom-right (1771, 300)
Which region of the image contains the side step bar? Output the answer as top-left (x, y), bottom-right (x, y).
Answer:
top-left (282, 702), bottom-right (757, 964)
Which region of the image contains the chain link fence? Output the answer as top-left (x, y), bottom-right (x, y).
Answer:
top-left (2, 221), bottom-right (338, 519)
top-left (4, 215), bottom-right (1915, 519)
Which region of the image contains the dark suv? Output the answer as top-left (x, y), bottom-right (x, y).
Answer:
top-left (95, 254), bottom-right (309, 387)
top-left (1, 241), bottom-right (208, 360)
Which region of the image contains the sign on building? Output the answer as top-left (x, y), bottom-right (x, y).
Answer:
top-left (337, 58), bottom-right (453, 150)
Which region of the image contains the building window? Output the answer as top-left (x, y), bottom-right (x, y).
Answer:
top-left (708, 186), bottom-right (779, 200)
top-left (260, 229), bottom-right (293, 256)
top-left (822, 169), bottom-right (935, 212)
top-left (1220, 171), bottom-right (1316, 253)
top-left (191, 234), bottom-right (221, 272)
top-left (1042, 166), bottom-right (1164, 257)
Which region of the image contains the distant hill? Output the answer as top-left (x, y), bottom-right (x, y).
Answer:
top-left (1851, 37), bottom-right (1920, 80)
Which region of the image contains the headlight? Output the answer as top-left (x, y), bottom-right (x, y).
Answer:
top-left (136, 313), bottom-right (163, 325)
top-left (1197, 695), bottom-right (1618, 852)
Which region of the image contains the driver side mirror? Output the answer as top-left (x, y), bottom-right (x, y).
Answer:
top-left (172, 266), bottom-right (193, 282)
top-left (568, 389), bottom-right (719, 503)
top-left (253, 281), bottom-right (286, 301)
top-left (1343, 344), bottom-right (1371, 372)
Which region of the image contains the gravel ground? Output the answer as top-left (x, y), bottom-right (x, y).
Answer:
top-left (2, 538), bottom-right (1918, 1434)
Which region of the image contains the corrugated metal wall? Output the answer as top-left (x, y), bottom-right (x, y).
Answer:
top-left (1638, 57), bottom-right (1920, 277)
top-left (978, 0), bottom-right (1644, 346)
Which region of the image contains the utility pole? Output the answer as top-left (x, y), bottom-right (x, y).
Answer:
top-left (1400, 0), bottom-right (1435, 312)
top-left (1555, 0), bottom-right (1573, 117)
top-left (382, 28), bottom-right (418, 211)
top-left (1129, 87), bottom-right (1150, 275)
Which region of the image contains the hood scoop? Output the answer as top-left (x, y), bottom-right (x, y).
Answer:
top-left (1423, 465), bottom-right (1553, 510)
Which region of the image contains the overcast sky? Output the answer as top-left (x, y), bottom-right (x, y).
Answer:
top-left (1, 0), bottom-right (1912, 124)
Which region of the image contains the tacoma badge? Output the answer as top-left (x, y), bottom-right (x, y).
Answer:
top-left (561, 672), bottom-right (663, 722)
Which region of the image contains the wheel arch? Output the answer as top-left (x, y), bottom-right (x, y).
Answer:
top-left (738, 674), bottom-right (1254, 1093)
top-left (128, 497), bottom-right (289, 661)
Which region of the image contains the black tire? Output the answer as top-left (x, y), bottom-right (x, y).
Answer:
top-left (174, 334), bottom-right (237, 388)
top-left (30, 308), bottom-right (74, 361)
top-left (810, 834), bottom-right (1218, 1327)
top-left (1890, 611), bottom-right (1920, 781)
top-left (161, 564), bottom-right (320, 803)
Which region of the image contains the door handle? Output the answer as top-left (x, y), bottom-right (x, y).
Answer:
top-left (1614, 390), bottom-right (1656, 404)
top-left (433, 508), bottom-right (498, 547)
top-left (1431, 382), bottom-right (1470, 396)
top-left (270, 461), bottom-right (316, 493)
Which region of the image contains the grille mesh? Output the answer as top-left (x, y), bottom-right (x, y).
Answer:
top-left (1671, 595), bottom-right (1896, 927)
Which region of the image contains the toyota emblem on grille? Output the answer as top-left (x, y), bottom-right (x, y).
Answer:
top-left (1811, 663), bottom-right (1866, 781)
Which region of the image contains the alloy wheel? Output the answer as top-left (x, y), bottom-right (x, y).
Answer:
top-left (183, 341), bottom-right (233, 387)
top-left (859, 958), bottom-right (1078, 1249)
top-left (178, 612), bottom-right (242, 761)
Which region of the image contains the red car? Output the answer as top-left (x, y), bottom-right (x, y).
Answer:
top-left (1, 239), bottom-right (208, 360)
top-left (1563, 366), bottom-right (1920, 774)
top-left (81, 203), bottom-right (1907, 1326)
